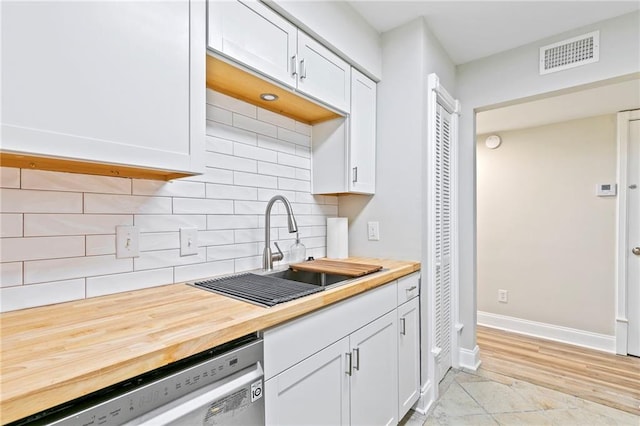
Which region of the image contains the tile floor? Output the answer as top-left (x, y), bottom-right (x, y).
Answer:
top-left (400, 369), bottom-right (640, 426)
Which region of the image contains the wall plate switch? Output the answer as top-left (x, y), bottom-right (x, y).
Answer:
top-left (367, 221), bottom-right (380, 241)
top-left (116, 225), bottom-right (139, 258)
top-left (498, 289), bottom-right (508, 303)
top-left (180, 228), bottom-right (198, 256)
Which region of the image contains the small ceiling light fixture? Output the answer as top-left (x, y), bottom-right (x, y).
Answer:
top-left (260, 93), bottom-right (278, 101)
top-left (485, 135), bottom-right (501, 149)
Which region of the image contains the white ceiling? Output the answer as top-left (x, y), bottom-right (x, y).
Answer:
top-left (476, 78), bottom-right (640, 134)
top-left (348, 1), bottom-right (640, 65)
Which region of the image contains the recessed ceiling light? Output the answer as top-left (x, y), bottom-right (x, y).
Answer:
top-left (260, 93), bottom-right (278, 101)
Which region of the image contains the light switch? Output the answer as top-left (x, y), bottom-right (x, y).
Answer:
top-left (180, 228), bottom-right (198, 256)
top-left (116, 225), bottom-right (139, 258)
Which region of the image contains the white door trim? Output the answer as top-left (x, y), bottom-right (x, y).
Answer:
top-left (615, 109), bottom-right (640, 355)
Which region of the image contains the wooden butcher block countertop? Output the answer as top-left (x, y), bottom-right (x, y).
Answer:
top-left (0, 257), bottom-right (420, 424)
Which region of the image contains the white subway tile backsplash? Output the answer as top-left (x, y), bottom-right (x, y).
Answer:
top-left (258, 162), bottom-right (296, 179)
top-left (0, 167), bottom-right (20, 188)
top-left (173, 198), bottom-right (234, 215)
top-left (86, 268), bottom-right (174, 298)
top-left (234, 143), bottom-right (278, 163)
top-left (86, 235), bottom-right (116, 256)
top-left (258, 135), bottom-right (296, 155)
top-left (24, 255), bottom-right (132, 284)
top-left (135, 215), bottom-right (207, 232)
top-left (199, 230), bottom-right (235, 246)
top-left (0, 279), bottom-right (85, 311)
top-left (206, 136), bottom-right (233, 155)
top-left (278, 177), bottom-right (311, 192)
top-left (233, 172), bottom-right (278, 189)
top-left (207, 215), bottom-right (258, 230)
top-left (207, 243), bottom-right (258, 261)
top-left (278, 152), bottom-right (311, 169)
top-left (132, 180), bottom-right (205, 198)
top-left (1, 214), bottom-right (22, 237)
top-left (140, 232), bottom-right (180, 252)
top-left (1, 189), bottom-right (82, 213)
top-left (24, 214), bottom-right (133, 236)
top-left (206, 183), bottom-right (257, 201)
top-left (21, 170), bottom-right (131, 194)
top-left (174, 259), bottom-right (235, 283)
top-left (257, 108), bottom-right (296, 130)
top-left (233, 113), bottom-right (277, 138)
top-left (207, 152), bottom-right (257, 173)
top-left (85, 194), bottom-right (172, 214)
top-left (207, 121), bottom-right (257, 146)
top-left (0, 262), bottom-right (23, 287)
top-left (278, 127), bottom-right (311, 146)
top-left (207, 90), bottom-right (257, 118)
top-left (134, 248), bottom-right (206, 271)
top-left (1, 236), bottom-right (85, 262)
top-left (1, 90), bottom-right (333, 311)
top-left (206, 104), bottom-right (233, 125)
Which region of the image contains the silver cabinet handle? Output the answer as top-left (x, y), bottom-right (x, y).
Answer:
top-left (291, 55), bottom-right (297, 77)
top-left (633, 247), bottom-right (640, 256)
top-left (299, 59), bottom-right (307, 80)
top-left (406, 286), bottom-right (417, 292)
top-left (352, 166), bottom-right (358, 183)
top-left (345, 352), bottom-right (352, 376)
top-left (353, 348), bottom-right (360, 371)
top-left (400, 317), bottom-right (406, 335)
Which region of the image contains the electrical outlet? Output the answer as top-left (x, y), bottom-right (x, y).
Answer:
top-left (367, 221), bottom-right (380, 241)
top-left (180, 227), bottom-right (198, 256)
top-left (498, 289), bottom-right (508, 303)
top-left (116, 225), bottom-right (139, 258)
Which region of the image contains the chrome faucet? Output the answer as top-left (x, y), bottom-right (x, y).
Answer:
top-left (263, 195), bottom-right (298, 270)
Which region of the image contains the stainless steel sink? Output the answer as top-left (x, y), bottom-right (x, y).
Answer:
top-left (265, 269), bottom-right (352, 287)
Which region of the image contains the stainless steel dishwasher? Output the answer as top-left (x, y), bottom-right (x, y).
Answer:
top-left (11, 335), bottom-right (264, 426)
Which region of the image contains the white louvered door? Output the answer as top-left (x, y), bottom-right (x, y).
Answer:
top-left (433, 103), bottom-right (453, 383)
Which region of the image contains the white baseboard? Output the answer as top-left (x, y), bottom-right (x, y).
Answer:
top-left (458, 345), bottom-right (481, 371)
top-left (478, 311), bottom-right (616, 353)
top-left (413, 380), bottom-right (434, 415)
top-left (615, 318), bottom-right (628, 355)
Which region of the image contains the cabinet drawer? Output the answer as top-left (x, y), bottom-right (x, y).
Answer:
top-left (397, 272), bottom-right (420, 304)
top-left (263, 282), bottom-right (397, 380)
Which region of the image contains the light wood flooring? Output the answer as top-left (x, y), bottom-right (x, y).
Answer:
top-left (476, 325), bottom-right (640, 415)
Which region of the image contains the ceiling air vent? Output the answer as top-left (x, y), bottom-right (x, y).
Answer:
top-left (539, 31), bottom-right (599, 75)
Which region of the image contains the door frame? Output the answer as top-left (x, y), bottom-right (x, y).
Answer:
top-left (615, 109), bottom-right (640, 355)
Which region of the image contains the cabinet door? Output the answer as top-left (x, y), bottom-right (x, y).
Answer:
top-left (398, 297), bottom-right (420, 419)
top-left (350, 310), bottom-right (398, 426)
top-left (297, 32), bottom-right (351, 113)
top-left (1, 0), bottom-right (203, 174)
top-left (265, 337), bottom-right (350, 426)
top-left (208, 0), bottom-right (297, 88)
top-left (349, 69), bottom-right (377, 194)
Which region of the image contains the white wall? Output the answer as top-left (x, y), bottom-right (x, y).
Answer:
top-left (477, 115), bottom-right (617, 336)
top-left (267, 0), bottom-right (382, 80)
top-left (0, 90), bottom-right (337, 312)
top-left (455, 11), bottom-right (640, 352)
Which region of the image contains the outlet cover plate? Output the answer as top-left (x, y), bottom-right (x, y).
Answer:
top-left (116, 225), bottom-right (139, 258)
top-left (367, 221), bottom-right (380, 241)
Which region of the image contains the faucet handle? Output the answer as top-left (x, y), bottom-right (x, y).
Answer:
top-left (272, 242), bottom-right (284, 262)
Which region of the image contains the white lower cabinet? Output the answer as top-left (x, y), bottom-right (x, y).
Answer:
top-left (264, 279), bottom-right (416, 425)
top-left (398, 297), bottom-right (420, 419)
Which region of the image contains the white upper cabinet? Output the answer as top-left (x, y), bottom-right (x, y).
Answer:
top-left (207, 0), bottom-right (351, 114)
top-left (297, 32), bottom-right (351, 113)
top-left (1, 1), bottom-right (205, 178)
top-left (207, 0), bottom-right (297, 89)
top-left (312, 69), bottom-right (377, 195)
